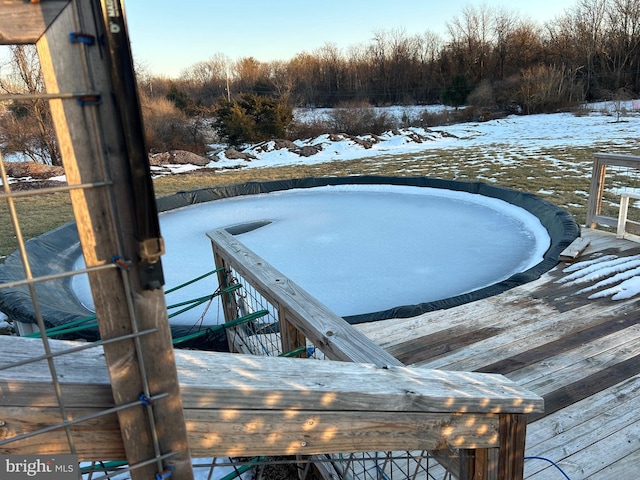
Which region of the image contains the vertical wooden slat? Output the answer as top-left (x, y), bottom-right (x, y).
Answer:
top-left (279, 305), bottom-right (307, 357)
top-left (213, 250), bottom-right (240, 352)
top-left (586, 156), bottom-right (607, 228)
top-left (36, 2), bottom-right (192, 478)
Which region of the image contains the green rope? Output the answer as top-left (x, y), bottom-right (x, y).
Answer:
top-left (171, 309), bottom-right (269, 345)
top-left (79, 460), bottom-right (127, 474)
top-left (167, 284), bottom-right (242, 319)
top-left (23, 315), bottom-right (97, 338)
top-left (167, 296), bottom-right (217, 319)
top-left (218, 457), bottom-right (263, 480)
top-left (25, 280), bottom-right (243, 339)
top-left (279, 346), bottom-right (308, 357)
top-left (22, 270), bottom-right (262, 348)
top-left (223, 309), bottom-right (269, 329)
top-left (164, 267), bottom-right (224, 294)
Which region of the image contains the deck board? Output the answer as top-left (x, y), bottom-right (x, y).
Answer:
top-left (357, 228), bottom-right (640, 479)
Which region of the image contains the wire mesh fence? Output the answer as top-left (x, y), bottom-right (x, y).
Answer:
top-left (214, 260), bottom-right (454, 480)
top-left (223, 265), bottom-right (326, 360)
top-left (1, 2), bottom-right (194, 478)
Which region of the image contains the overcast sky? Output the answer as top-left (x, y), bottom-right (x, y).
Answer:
top-left (124, 0), bottom-right (578, 78)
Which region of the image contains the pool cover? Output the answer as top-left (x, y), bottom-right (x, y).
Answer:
top-left (0, 176), bottom-right (579, 346)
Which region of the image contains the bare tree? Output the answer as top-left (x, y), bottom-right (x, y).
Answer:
top-left (604, 0), bottom-right (640, 90)
top-left (180, 52), bottom-right (233, 104)
top-left (447, 4), bottom-right (494, 83)
top-left (0, 45), bottom-right (61, 165)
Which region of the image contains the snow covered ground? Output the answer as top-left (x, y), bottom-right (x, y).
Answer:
top-left (193, 101), bottom-right (640, 172)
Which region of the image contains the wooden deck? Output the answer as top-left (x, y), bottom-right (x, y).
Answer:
top-left (356, 228), bottom-right (640, 479)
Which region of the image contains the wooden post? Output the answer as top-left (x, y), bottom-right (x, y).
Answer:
top-left (213, 250), bottom-right (240, 352)
top-left (279, 304), bottom-right (307, 357)
top-left (35, 1), bottom-right (192, 478)
top-left (586, 156), bottom-right (607, 228)
top-left (497, 414), bottom-right (527, 480)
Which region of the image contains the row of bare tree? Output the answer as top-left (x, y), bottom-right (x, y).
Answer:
top-left (141, 0), bottom-right (640, 110)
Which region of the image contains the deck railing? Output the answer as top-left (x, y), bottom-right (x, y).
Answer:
top-left (207, 229), bottom-right (544, 480)
top-left (586, 153), bottom-right (640, 238)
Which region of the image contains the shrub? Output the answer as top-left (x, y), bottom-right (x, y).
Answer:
top-left (214, 94), bottom-right (294, 146)
top-left (442, 75), bottom-right (471, 109)
top-left (286, 118), bottom-right (332, 140)
top-left (512, 65), bottom-right (584, 114)
top-left (140, 94), bottom-right (208, 154)
top-left (468, 79), bottom-right (496, 110)
top-left (166, 83), bottom-right (198, 116)
top-left (328, 101), bottom-right (398, 135)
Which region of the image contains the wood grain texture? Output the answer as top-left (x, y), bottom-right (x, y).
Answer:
top-left (0, 337), bottom-right (544, 459)
top-left (35, 1), bottom-right (192, 477)
top-left (0, 1), bottom-right (69, 45)
top-left (359, 228), bottom-right (640, 479)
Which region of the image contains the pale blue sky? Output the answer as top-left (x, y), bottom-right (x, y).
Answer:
top-left (124, 0), bottom-right (578, 78)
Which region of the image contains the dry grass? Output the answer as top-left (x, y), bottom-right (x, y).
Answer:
top-left (0, 190), bottom-right (74, 261)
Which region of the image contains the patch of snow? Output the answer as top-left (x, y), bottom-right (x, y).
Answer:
top-left (558, 255), bottom-right (640, 284)
top-left (558, 254), bottom-right (640, 301)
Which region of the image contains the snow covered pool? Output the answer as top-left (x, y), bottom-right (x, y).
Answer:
top-left (0, 177), bottom-right (579, 341)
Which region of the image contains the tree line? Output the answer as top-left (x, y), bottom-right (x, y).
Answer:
top-left (147, 0), bottom-right (640, 112)
top-left (2, 0), bottom-right (639, 164)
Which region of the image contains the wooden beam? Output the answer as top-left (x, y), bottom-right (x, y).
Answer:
top-left (0, 1), bottom-right (70, 45)
top-left (35, 2), bottom-right (192, 478)
top-left (0, 337), bottom-right (544, 459)
top-left (559, 237), bottom-right (591, 262)
top-left (593, 153), bottom-right (640, 169)
top-left (0, 406), bottom-right (501, 459)
top-left (498, 414), bottom-right (527, 480)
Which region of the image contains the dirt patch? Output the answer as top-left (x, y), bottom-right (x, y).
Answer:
top-left (3, 161), bottom-right (65, 179)
top-left (150, 150), bottom-right (209, 166)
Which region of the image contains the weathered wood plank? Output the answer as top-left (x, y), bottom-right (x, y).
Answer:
top-left (527, 353), bottom-right (640, 423)
top-left (208, 229), bottom-right (402, 367)
top-left (593, 153), bottom-right (640, 169)
top-left (0, 406), bottom-right (124, 459)
top-left (0, 1), bottom-right (69, 45)
top-left (0, 337), bottom-right (544, 460)
top-left (356, 228), bottom-right (640, 479)
top-left (524, 375), bottom-right (640, 477)
top-left (478, 312), bottom-right (640, 375)
top-left (36, 2), bottom-right (192, 477)
top-left (587, 447), bottom-right (640, 480)
top-left (0, 406), bottom-right (501, 458)
top-left (183, 410), bottom-right (502, 456)
top-left (415, 300), bottom-right (636, 371)
top-left (498, 414), bottom-right (527, 480)
top-left (525, 373), bottom-right (640, 450)
top-left (358, 285), bottom-right (549, 353)
top-left (513, 325), bottom-right (640, 393)
top-left (559, 237), bottom-right (591, 262)
top-left (0, 337), bottom-right (544, 415)
top-left (526, 418), bottom-right (640, 479)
